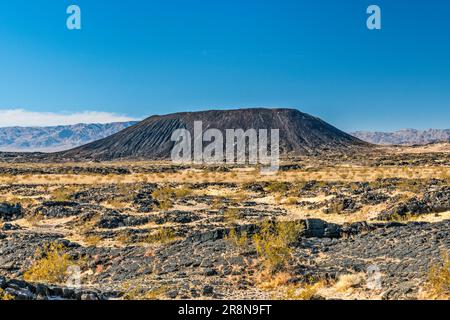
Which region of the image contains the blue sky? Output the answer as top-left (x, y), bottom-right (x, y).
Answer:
top-left (0, 0), bottom-right (449, 131)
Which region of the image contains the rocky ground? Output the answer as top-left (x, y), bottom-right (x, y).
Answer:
top-left (0, 150), bottom-right (449, 300)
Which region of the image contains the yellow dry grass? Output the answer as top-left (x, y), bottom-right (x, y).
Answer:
top-left (0, 165), bottom-right (447, 186)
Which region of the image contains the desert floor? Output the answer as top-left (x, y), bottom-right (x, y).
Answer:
top-left (0, 146), bottom-right (449, 300)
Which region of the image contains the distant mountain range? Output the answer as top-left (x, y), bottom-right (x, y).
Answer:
top-left (351, 129), bottom-right (450, 145)
top-left (0, 122), bottom-right (138, 152)
top-left (0, 117), bottom-right (448, 153)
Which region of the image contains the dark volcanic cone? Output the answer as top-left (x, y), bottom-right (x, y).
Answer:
top-left (57, 108), bottom-right (370, 161)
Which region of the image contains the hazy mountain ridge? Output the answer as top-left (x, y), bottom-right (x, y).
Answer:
top-left (351, 129), bottom-right (450, 145)
top-left (0, 122), bottom-right (138, 152)
top-left (1, 115), bottom-right (447, 154)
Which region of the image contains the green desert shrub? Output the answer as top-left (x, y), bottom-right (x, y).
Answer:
top-left (227, 220), bottom-right (303, 271)
top-left (253, 220), bottom-right (304, 272)
top-left (226, 228), bottom-right (249, 250)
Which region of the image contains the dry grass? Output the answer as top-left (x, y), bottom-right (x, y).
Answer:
top-left (223, 208), bottom-right (240, 224)
top-left (122, 285), bottom-right (168, 300)
top-left (420, 253), bottom-right (450, 300)
top-left (83, 235), bottom-right (102, 247)
top-left (145, 228), bottom-right (177, 244)
top-left (152, 186), bottom-right (192, 210)
top-left (0, 157), bottom-right (447, 300)
top-left (256, 271), bottom-right (291, 290)
top-left (0, 288), bottom-right (14, 300)
top-left (260, 272), bottom-right (370, 300)
top-left (265, 181), bottom-right (290, 194)
top-left (284, 197), bottom-right (298, 205)
top-left (1, 164), bottom-right (447, 186)
top-left (103, 199), bottom-right (130, 209)
top-left (333, 273), bottom-right (365, 292)
top-left (283, 280), bottom-right (327, 300)
top-left (25, 211), bottom-right (45, 226)
top-left (50, 186), bottom-right (78, 201)
top-left (3, 196), bottom-right (36, 207)
top-left (116, 233), bottom-right (134, 245)
top-left (120, 274), bottom-right (169, 300)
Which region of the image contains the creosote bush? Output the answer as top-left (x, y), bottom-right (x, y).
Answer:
top-left (226, 228), bottom-right (249, 250)
top-left (227, 220), bottom-right (304, 272)
top-left (24, 242), bottom-right (77, 284)
top-left (253, 220), bottom-right (304, 272)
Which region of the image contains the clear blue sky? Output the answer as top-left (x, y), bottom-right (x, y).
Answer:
top-left (0, 0), bottom-right (449, 131)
